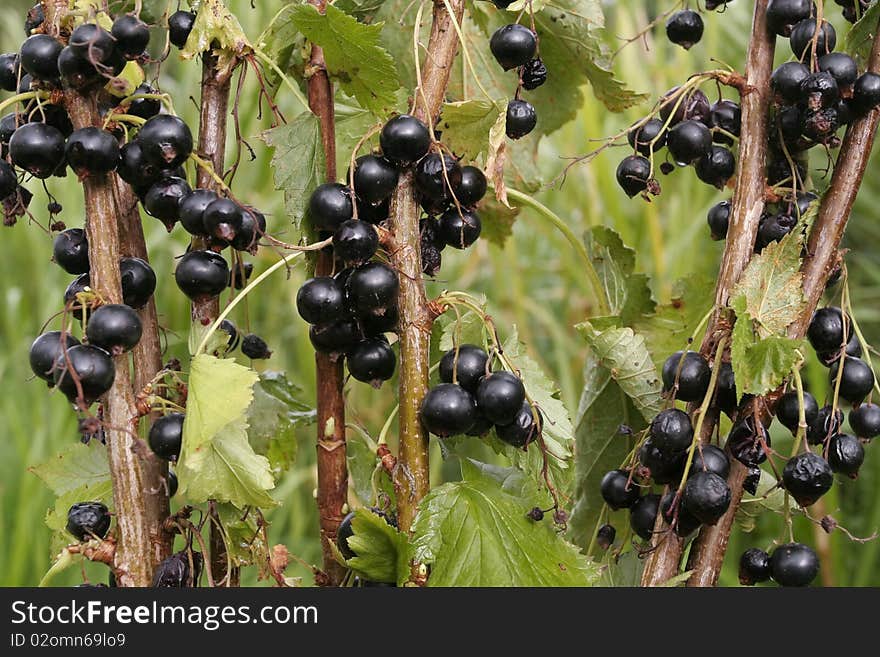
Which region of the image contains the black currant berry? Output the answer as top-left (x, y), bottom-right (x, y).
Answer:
top-left (496, 401), bottom-right (541, 447)
top-left (629, 493), bottom-right (660, 541)
top-left (241, 333), bottom-right (272, 360)
top-left (0, 159), bottom-right (15, 200)
top-left (148, 412), bottom-right (184, 461)
top-left (66, 501), bottom-right (111, 541)
top-left (662, 350), bottom-right (711, 402)
top-left (660, 87), bottom-right (711, 125)
top-left (801, 107), bottom-right (840, 143)
top-left (309, 319), bottom-right (361, 355)
top-left (167, 470), bottom-right (178, 497)
top-left (178, 189), bottom-right (217, 236)
top-left (808, 307), bottom-right (850, 353)
top-left (112, 14), bottom-right (150, 59)
top-left (616, 154), bottom-right (651, 197)
top-left (420, 383), bottom-right (477, 437)
top-left (297, 277), bottom-right (345, 325)
top-left (168, 10), bottom-right (196, 49)
top-left (353, 154), bottom-right (399, 205)
top-left (665, 10), bottom-right (703, 49)
top-left (144, 176), bottom-right (191, 230)
top-left (120, 256), bottom-right (156, 309)
top-left (849, 403), bottom-right (880, 439)
top-left (336, 511), bottom-right (357, 559)
top-left (0, 52), bottom-right (19, 91)
top-left (138, 114), bottom-right (193, 168)
top-left (174, 250), bottom-right (228, 301)
top-left (682, 471), bottom-right (731, 525)
top-left (489, 24), bottom-right (537, 71)
top-left (766, 0), bottom-right (813, 36)
top-left (232, 207), bottom-right (266, 253)
top-left (728, 417), bottom-right (770, 467)
top-left (454, 165), bottom-right (487, 207)
top-left (219, 319), bottom-right (240, 351)
top-left (808, 405), bottom-right (843, 446)
top-left (117, 140), bottom-right (160, 188)
top-left (476, 371), bottom-right (526, 425)
top-left (9, 122), bottom-right (65, 179)
top-left (817, 332), bottom-right (862, 367)
top-left (600, 469), bottom-right (639, 510)
top-left (776, 390), bottom-right (819, 433)
top-left (851, 72), bottom-right (880, 116)
top-left (52, 228), bottom-right (89, 275)
top-left (128, 84), bottom-right (162, 120)
top-left (437, 208), bottom-right (481, 249)
top-left (771, 62), bottom-right (810, 104)
top-left (801, 72), bottom-right (840, 110)
top-left (505, 99), bottom-right (537, 140)
top-left (667, 119), bottom-right (712, 164)
top-left (818, 52), bottom-right (858, 88)
top-left (715, 361), bottom-right (739, 416)
top-left (638, 437), bottom-right (683, 485)
top-left (596, 524), bottom-right (616, 550)
top-left (347, 338), bottom-right (396, 384)
top-left (649, 408), bottom-right (694, 454)
top-left (202, 197), bottom-right (243, 244)
top-left (627, 118), bottom-right (666, 156)
top-left (827, 432), bottom-right (864, 477)
top-left (334, 220), bottom-right (378, 265)
top-left (19, 34), bottom-right (61, 80)
top-left (308, 182), bottom-right (353, 231)
top-left (228, 261), bottom-right (253, 290)
top-left (153, 550), bottom-right (202, 587)
top-left (57, 45), bottom-right (100, 87)
top-left (53, 344), bottom-right (115, 404)
top-left (782, 451), bottom-right (833, 506)
top-left (755, 212), bottom-right (796, 252)
top-left (415, 153), bottom-right (462, 204)
top-left (695, 145), bottom-right (735, 189)
top-left (439, 344), bottom-right (490, 393)
top-left (710, 100), bottom-right (741, 145)
top-left (69, 23), bottom-right (115, 62)
top-left (86, 304), bottom-right (142, 355)
top-left (346, 262), bottom-right (398, 315)
top-left (790, 19), bottom-right (836, 59)
top-left (686, 444), bottom-right (731, 480)
top-left (29, 331), bottom-right (79, 384)
top-left (770, 543), bottom-right (819, 586)
top-left (660, 490), bottom-right (702, 537)
top-left (707, 200), bottom-right (731, 240)
top-left (66, 127), bottom-right (120, 176)
top-left (380, 115), bottom-right (430, 166)
top-left (520, 57), bottom-right (547, 90)
top-left (739, 548), bottom-right (771, 585)
top-left (830, 356), bottom-right (875, 404)
top-left (466, 410), bottom-right (493, 437)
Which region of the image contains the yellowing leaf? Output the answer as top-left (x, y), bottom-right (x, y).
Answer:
top-left (180, 0), bottom-right (252, 75)
top-left (439, 99), bottom-right (504, 160)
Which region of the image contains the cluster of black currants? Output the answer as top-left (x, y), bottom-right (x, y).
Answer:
top-left (617, 87), bottom-right (739, 198)
top-left (739, 542), bottom-right (819, 587)
top-left (420, 344), bottom-right (539, 448)
top-left (489, 23), bottom-right (545, 140)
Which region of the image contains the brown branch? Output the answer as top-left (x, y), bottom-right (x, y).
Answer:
top-left (684, 25), bottom-right (880, 587)
top-left (306, 0), bottom-right (348, 587)
top-left (391, 0), bottom-right (465, 536)
top-left (641, 0), bottom-right (776, 586)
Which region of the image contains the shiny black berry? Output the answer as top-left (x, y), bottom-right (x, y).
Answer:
top-left (334, 220), bottom-right (378, 265)
top-left (851, 72), bottom-right (880, 116)
top-left (86, 304), bottom-right (142, 355)
top-left (66, 127), bottom-right (120, 176)
top-left (596, 524), bottom-right (616, 549)
top-left (148, 413), bottom-right (184, 461)
top-left (489, 24), bottom-right (537, 71)
top-left (616, 154), bottom-right (651, 197)
top-left (600, 469), bottom-right (639, 510)
top-left (709, 100), bottom-right (741, 145)
top-left (309, 319), bottom-right (361, 355)
top-left (829, 356), bottom-right (875, 403)
top-left (144, 176), bottom-right (191, 230)
top-left (695, 145), bottom-right (735, 189)
top-left (228, 261), bottom-right (254, 289)
top-left (476, 371), bottom-right (526, 425)
top-left (57, 45), bottom-right (100, 87)
top-left (178, 189), bottom-right (217, 236)
top-left (112, 14), bottom-right (150, 59)
top-left (666, 10), bottom-right (703, 49)
top-left (849, 403), bottom-right (880, 439)
top-left (770, 543), bottom-right (819, 586)
top-left (415, 153), bottom-right (461, 205)
top-left (52, 228), bottom-right (89, 275)
top-left (138, 114), bottom-right (193, 168)
top-left (667, 119), bottom-right (712, 164)
top-left (153, 550), bottom-right (202, 587)
top-left (496, 401), bottom-right (541, 447)
top-left (241, 333), bottom-right (272, 360)
top-left (120, 256), bottom-right (156, 309)
top-left (707, 200), bottom-right (731, 240)
top-left (117, 140), bottom-right (160, 188)
top-left (817, 332), bottom-right (862, 367)
top-left (437, 208), bottom-right (481, 249)
top-left (766, 0), bottom-right (813, 36)
top-left (662, 350), bottom-right (711, 402)
top-left (167, 470), bottom-right (178, 497)
top-left (755, 212), bottom-right (796, 252)
top-left (380, 115), bottom-right (430, 166)
top-left (790, 19), bottom-right (836, 59)
top-left (649, 408), bottom-right (693, 454)
top-left (19, 34), bottom-right (61, 80)
top-left (454, 165), bottom-right (487, 207)
top-left (346, 262), bottom-right (398, 315)
top-left (439, 344), bottom-right (489, 393)
top-left (347, 338), bottom-right (396, 384)
top-left (818, 52), bottom-right (858, 88)
top-left (728, 417), bottom-right (770, 467)
top-left (739, 548), bottom-right (771, 585)
top-left (808, 307), bottom-right (850, 353)
top-left (807, 405), bottom-right (843, 446)
top-left (660, 87), bottom-right (711, 125)
top-left (308, 182), bottom-right (353, 231)
top-left (629, 493), bottom-right (660, 541)
top-left (174, 250), bottom-right (228, 301)
top-left (53, 344), bottom-right (116, 405)
top-left (828, 433), bottom-right (864, 477)
top-left (776, 390), bottom-right (819, 433)
top-left (168, 10), bottom-right (196, 49)
top-left (297, 276), bottom-right (345, 324)
top-left (682, 471), bottom-right (731, 525)
top-left (627, 118), bottom-right (666, 156)
top-left (782, 451), bottom-right (833, 506)
top-left (686, 444), bottom-right (731, 480)
top-left (353, 154), bottom-right (398, 205)
top-left (520, 57), bottom-right (547, 90)
top-left (772, 62), bottom-right (810, 104)
top-left (202, 197), bottom-right (243, 244)
top-left (66, 502), bottom-right (111, 541)
top-left (29, 330), bottom-right (79, 383)
top-left (9, 122), bottom-right (66, 179)
top-left (505, 99), bottom-right (537, 140)
top-left (420, 383), bottom-right (477, 437)
top-left (0, 53), bottom-right (19, 91)
top-left (128, 84), bottom-right (161, 120)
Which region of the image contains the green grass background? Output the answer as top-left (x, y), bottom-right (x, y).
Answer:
top-left (1, 0), bottom-right (879, 586)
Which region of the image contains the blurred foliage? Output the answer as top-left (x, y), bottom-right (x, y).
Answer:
top-left (0, 0), bottom-right (878, 587)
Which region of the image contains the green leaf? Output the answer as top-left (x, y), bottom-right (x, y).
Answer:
top-left (30, 442), bottom-right (110, 496)
top-left (478, 196), bottom-right (520, 247)
top-left (411, 459), bottom-right (599, 586)
top-left (597, 550), bottom-right (643, 586)
top-left (346, 434), bottom-right (380, 505)
top-left (345, 509), bottom-right (414, 585)
top-left (180, 0), bottom-right (252, 75)
top-left (845, 2), bottom-right (880, 64)
top-left (438, 99), bottom-right (504, 160)
top-left (216, 503), bottom-right (266, 569)
top-left (248, 371), bottom-right (315, 475)
top-left (584, 226), bottom-right (655, 324)
top-left (289, 5), bottom-right (401, 116)
top-left (576, 323), bottom-right (663, 421)
top-left (255, 2), bottom-right (310, 85)
top-left (730, 327), bottom-right (806, 396)
top-left (178, 354), bottom-right (276, 508)
top-left (262, 112), bottom-right (326, 230)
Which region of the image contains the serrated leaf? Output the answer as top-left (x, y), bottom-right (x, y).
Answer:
top-left (180, 0), bottom-right (252, 75)
top-left (30, 442), bottom-right (110, 496)
top-left (178, 354), bottom-right (276, 508)
top-left (411, 459), bottom-right (599, 586)
top-left (255, 2), bottom-right (310, 86)
top-left (439, 99), bottom-right (504, 160)
top-left (334, 0), bottom-right (390, 21)
top-left (576, 323), bottom-right (663, 420)
top-left (585, 226), bottom-right (656, 323)
top-left (262, 112), bottom-right (326, 230)
top-left (845, 2), bottom-right (880, 64)
top-left (345, 509), bottom-right (414, 585)
top-left (217, 503), bottom-right (266, 569)
top-left (478, 195), bottom-right (519, 247)
top-left (730, 328), bottom-right (806, 396)
top-left (289, 5), bottom-right (400, 116)
top-left (248, 371), bottom-right (315, 475)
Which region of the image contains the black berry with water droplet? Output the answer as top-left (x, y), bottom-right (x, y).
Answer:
top-left (665, 10), bottom-right (703, 49)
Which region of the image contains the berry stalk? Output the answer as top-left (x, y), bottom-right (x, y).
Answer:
top-left (306, 0), bottom-right (348, 587)
top-left (389, 0), bottom-right (465, 535)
